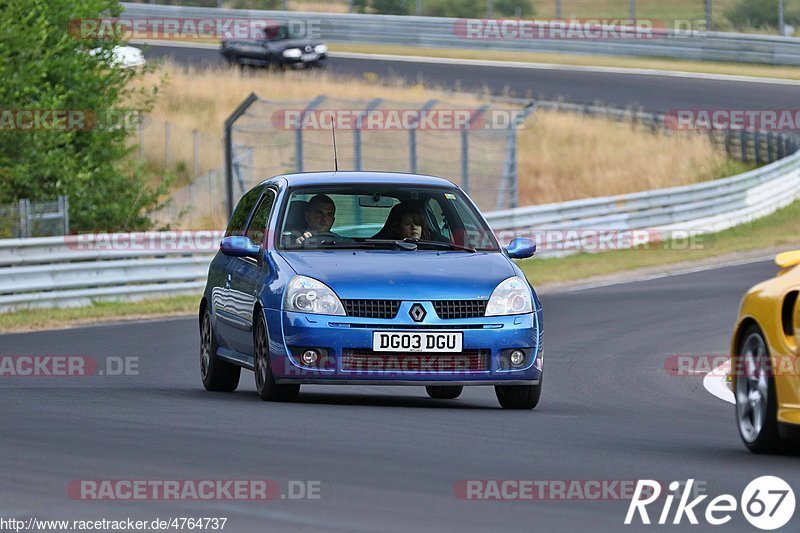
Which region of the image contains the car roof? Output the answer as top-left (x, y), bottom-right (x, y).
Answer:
top-left (262, 171), bottom-right (458, 189)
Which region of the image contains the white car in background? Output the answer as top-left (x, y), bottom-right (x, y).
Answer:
top-left (89, 45), bottom-right (146, 69)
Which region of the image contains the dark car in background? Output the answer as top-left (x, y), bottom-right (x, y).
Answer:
top-left (221, 23), bottom-right (328, 69)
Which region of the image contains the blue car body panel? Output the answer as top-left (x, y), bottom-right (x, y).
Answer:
top-left (202, 172), bottom-right (543, 386)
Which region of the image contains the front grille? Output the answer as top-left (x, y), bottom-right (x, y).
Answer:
top-left (343, 300), bottom-right (401, 319)
top-left (433, 300), bottom-right (487, 319)
top-left (341, 349), bottom-right (489, 372)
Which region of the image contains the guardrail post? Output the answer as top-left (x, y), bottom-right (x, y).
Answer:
top-left (225, 92), bottom-right (259, 219)
top-left (409, 99), bottom-right (438, 174)
top-left (295, 95), bottom-right (327, 174)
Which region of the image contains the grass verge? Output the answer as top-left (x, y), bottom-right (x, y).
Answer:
top-left (331, 43), bottom-right (800, 81)
top-left (0, 295), bottom-right (198, 335)
top-left (518, 198), bottom-right (800, 285)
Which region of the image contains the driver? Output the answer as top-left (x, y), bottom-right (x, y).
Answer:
top-left (295, 194), bottom-right (338, 245)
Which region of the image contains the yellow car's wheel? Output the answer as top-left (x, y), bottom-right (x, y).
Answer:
top-left (735, 325), bottom-right (782, 453)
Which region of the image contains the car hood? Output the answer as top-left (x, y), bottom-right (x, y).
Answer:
top-left (278, 250), bottom-right (516, 300)
top-left (270, 38), bottom-right (320, 51)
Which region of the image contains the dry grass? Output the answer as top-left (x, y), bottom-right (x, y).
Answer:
top-left (131, 60), bottom-right (745, 216)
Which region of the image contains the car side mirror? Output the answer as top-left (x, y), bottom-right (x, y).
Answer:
top-left (505, 238), bottom-right (536, 259)
top-left (220, 236), bottom-right (260, 258)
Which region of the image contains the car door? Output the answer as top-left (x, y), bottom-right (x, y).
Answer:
top-left (214, 186), bottom-right (264, 350)
top-left (227, 188), bottom-right (278, 357)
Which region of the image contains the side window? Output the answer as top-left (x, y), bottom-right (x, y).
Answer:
top-left (245, 189), bottom-right (276, 245)
top-left (225, 187), bottom-right (263, 237)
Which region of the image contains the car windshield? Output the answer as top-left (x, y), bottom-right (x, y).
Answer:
top-left (277, 185), bottom-right (500, 252)
top-left (264, 25), bottom-right (302, 41)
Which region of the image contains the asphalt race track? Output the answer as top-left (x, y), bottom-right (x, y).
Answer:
top-left (139, 44), bottom-right (800, 113)
top-left (2, 259), bottom-right (798, 531)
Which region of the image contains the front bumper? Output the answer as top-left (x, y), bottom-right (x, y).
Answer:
top-left (264, 302), bottom-right (543, 385)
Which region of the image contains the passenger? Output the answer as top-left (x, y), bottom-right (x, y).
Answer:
top-left (381, 202), bottom-right (431, 241)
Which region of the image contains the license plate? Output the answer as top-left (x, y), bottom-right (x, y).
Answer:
top-left (372, 332), bottom-right (463, 353)
top-left (301, 53), bottom-right (318, 62)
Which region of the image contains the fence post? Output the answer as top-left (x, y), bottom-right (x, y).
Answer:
top-left (724, 129), bottom-right (732, 156)
top-left (165, 121), bottom-right (171, 166)
top-left (739, 130), bottom-right (748, 162)
top-left (193, 129), bottom-right (199, 176)
top-left (19, 198), bottom-right (31, 239)
top-left (60, 196), bottom-right (70, 235)
top-left (225, 92), bottom-right (259, 219)
top-left (767, 132), bottom-right (774, 162)
top-left (754, 131), bottom-right (762, 165)
top-left (409, 99), bottom-right (438, 174)
top-left (354, 98), bottom-right (383, 172)
top-left (497, 102), bottom-right (536, 210)
top-left (295, 95), bottom-right (327, 173)
top-left (461, 105), bottom-right (490, 194)
top-left (138, 113), bottom-right (145, 158)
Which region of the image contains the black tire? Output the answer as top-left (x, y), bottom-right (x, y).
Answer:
top-left (254, 314), bottom-right (300, 402)
top-left (425, 386), bottom-right (463, 400)
top-left (495, 381), bottom-right (542, 410)
top-left (200, 308), bottom-right (241, 392)
top-left (735, 324), bottom-right (783, 453)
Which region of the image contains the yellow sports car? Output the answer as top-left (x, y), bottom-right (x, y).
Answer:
top-left (731, 250), bottom-right (800, 452)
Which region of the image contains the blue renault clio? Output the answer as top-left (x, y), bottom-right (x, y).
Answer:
top-left (199, 172), bottom-right (543, 409)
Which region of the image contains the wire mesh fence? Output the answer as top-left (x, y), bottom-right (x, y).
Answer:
top-left (0, 197), bottom-right (70, 239)
top-left (225, 94), bottom-right (534, 216)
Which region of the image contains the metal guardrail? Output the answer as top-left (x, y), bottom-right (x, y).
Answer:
top-left (1, 146), bottom-right (799, 311)
top-left (121, 3), bottom-right (800, 66)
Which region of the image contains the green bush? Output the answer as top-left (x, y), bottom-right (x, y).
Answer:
top-left (0, 0), bottom-right (170, 232)
top-left (725, 0), bottom-right (800, 31)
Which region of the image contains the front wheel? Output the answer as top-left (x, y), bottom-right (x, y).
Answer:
top-left (200, 308), bottom-right (240, 392)
top-left (736, 325), bottom-right (782, 453)
top-left (495, 381), bottom-right (542, 410)
top-left (254, 314), bottom-right (300, 402)
top-left (425, 385), bottom-right (463, 400)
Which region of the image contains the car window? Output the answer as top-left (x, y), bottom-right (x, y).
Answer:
top-left (278, 186), bottom-right (499, 251)
top-left (245, 189), bottom-right (276, 245)
top-left (226, 187), bottom-right (263, 237)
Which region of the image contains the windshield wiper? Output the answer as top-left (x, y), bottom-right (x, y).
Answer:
top-left (403, 239), bottom-right (476, 253)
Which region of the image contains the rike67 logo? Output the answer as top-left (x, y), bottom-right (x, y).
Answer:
top-left (625, 477), bottom-right (795, 530)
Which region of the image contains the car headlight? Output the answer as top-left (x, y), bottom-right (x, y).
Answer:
top-left (314, 44), bottom-right (328, 54)
top-left (485, 276), bottom-right (533, 316)
top-left (283, 275), bottom-right (345, 316)
top-left (282, 48), bottom-right (302, 58)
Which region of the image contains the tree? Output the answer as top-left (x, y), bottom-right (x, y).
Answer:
top-left (0, 0), bottom-right (168, 232)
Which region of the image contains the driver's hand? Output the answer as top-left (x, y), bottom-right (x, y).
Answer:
top-left (295, 231), bottom-right (313, 244)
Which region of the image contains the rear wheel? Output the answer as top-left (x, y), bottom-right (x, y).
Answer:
top-left (736, 325), bottom-right (782, 453)
top-left (495, 381), bottom-right (542, 410)
top-left (425, 386), bottom-right (463, 400)
top-left (254, 314), bottom-right (300, 402)
top-left (200, 308), bottom-right (240, 392)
